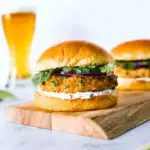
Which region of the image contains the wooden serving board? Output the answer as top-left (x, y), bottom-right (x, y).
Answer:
top-left (4, 91), bottom-right (150, 140)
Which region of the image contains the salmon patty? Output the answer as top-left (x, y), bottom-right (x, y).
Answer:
top-left (40, 75), bottom-right (117, 93)
top-left (115, 66), bottom-right (150, 78)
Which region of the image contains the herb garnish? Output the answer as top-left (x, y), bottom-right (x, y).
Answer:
top-left (126, 71), bottom-right (129, 75)
top-left (100, 64), bottom-right (114, 74)
top-left (62, 67), bottom-right (72, 72)
top-left (62, 65), bottom-right (113, 75)
top-left (78, 79), bottom-right (84, 84)
top-left (32, 64), bottom-right (114, 86)
top-left (90, 94), bottom-right (94, 98)
top-left (64, 85), bottom-right (69, 89)
top-left (115, 60), bottom-right (150, 69)
top-left (32, 70), bottom-right (52, 86)
top-left (51, 81), bottom-right (57, 87)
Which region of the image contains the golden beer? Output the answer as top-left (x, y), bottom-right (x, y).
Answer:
top-left (2, 12), bottom-right (36, 79)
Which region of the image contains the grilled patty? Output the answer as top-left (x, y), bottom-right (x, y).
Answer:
top-left (40, 75), bottom-right (117, 93)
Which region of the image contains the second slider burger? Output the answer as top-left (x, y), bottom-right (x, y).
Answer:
top-left (111, 39), bottom-right (150, 90)
top-left (32, 41), bottom-right (117, 111)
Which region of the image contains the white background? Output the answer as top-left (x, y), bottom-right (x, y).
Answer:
top-left (0, 0), bottom-right (150, 86)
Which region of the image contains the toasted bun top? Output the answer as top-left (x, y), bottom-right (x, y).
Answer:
top-left (111, 39), bottom-right (150, 60)
top-left (36, 41), bottom-right (112, 71)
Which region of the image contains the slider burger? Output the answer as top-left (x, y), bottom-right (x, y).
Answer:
top-left (32, 41), bottom-right (117, 111)
top-left (111, 39), bottom-right (150, 90)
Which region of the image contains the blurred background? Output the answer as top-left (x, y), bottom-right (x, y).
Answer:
top-left (0, 0), bottom-right (150, 87)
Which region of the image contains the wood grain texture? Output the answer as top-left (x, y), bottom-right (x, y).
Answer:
top-left (4, 91), bottom-right (150, 140)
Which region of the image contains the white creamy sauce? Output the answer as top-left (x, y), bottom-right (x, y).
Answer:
top-left (118, 77), bottom-right (150, 82)
top-left (37, 88), bottom-right (114, 100)
top-left (136, 78), bottom-right (150, 81)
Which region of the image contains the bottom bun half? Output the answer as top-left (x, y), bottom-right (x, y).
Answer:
top-left (34, 92), bottom-right (117, 112)
top-left (117, 78), bottom-right (150, 90)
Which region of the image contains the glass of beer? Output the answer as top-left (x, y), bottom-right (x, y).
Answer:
top-left (2, 10), bottom-right (36, 87)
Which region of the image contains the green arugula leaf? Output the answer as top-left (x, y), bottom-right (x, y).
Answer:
top-left (115, 60), bottom-right (150, 69)
top-left (32, 72), bottom-right (42, 85)
top-left (0, 90), bottom-right (15, 102)
top-left (127, 62), bottom-right (135, 69)
top-left (62, 67), bottom-right (72, 72)
top-left (88, 66), bottom-right (96, 69)
top-left (32, 70), bottom-right (53, 86)
top-left (89, 66), bottom-right (99, 73)
top-left (115, 60), bottom-right (126, 68)
top-left (142, 61), bottom-right (148, 65)
top-left (81, 67), bottom-right (90, 73)
top-left (74, 68), bottom-right (82, 74)
top-left (100, 64), bottom-right (114, 74)
top-left (54, 67), bottom-right (63, 73)
top-left (32, 64), bottom-right (114, 86)
top-left (148, 62), bottom-right (150, 68)
top-left (41, 71), bottom-right (52, 83)
top-left (63, 66), bottom-right (101, 74)
top-left (117, 62), bottom-right (126, 69)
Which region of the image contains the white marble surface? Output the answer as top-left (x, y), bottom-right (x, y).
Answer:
top-left (0, 87), bottom-right (150, 150)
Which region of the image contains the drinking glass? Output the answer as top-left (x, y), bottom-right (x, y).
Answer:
top-left (2, 10), bottom-right (36, 88)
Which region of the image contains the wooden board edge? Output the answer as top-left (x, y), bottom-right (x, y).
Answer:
top-left (4, 106), bottom-right (52, 129)
top-left (51, 113), bottom-right (109, 139)
top-left (92, 98), bottom-right (150, 139)
top-left (4, 105), bottom-right (110, 139)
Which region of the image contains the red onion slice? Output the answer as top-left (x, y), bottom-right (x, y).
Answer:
top-left (55, 72), bottom-right (114, 77)
top-left (135, 62), bottom-right (148, 69)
